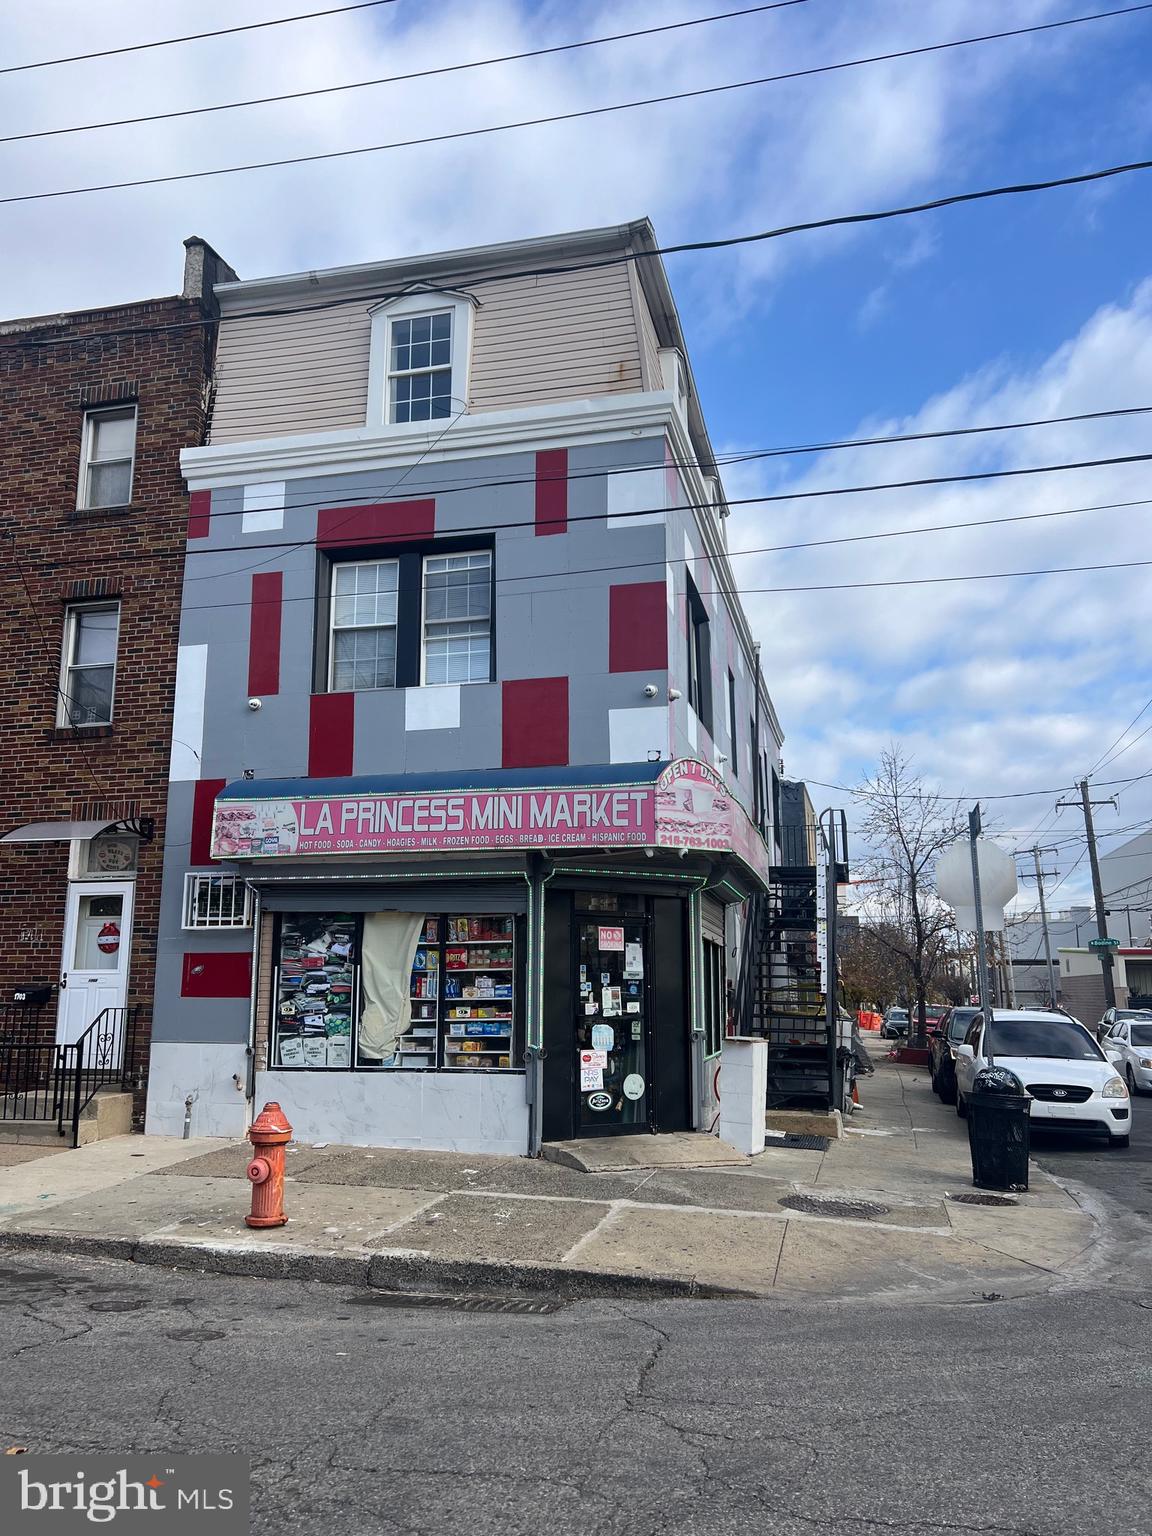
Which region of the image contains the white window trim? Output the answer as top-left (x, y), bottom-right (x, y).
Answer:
top-left (366, 291), bottom-right (475, 429)
top-left (419, 550), bottom-right (493, 687)
top-left (328, 557), bottom-right (400, 692)
top-left (57, 600), bottom-right (120, 729)
top-left (182, 872), bottom-right (253, 930)
top-left (77, 405), bottom-right (137, 510)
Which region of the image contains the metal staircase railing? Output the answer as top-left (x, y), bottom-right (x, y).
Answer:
top-left (0, 1003), bottom-right (142, 1147)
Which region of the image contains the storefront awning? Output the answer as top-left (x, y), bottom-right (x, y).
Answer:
top-left (212, 759), bottom-right (771, 890)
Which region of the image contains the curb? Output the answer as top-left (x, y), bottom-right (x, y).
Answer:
top-left (0, 1229), bottom-right (760, 1303)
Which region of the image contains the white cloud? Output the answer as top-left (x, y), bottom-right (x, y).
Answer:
top-left (726, 278), bottom-right (1152, 904)
top-left (0, 0), bottom-right (1078, 312)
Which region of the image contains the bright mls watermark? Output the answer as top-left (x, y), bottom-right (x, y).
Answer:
top-left (0, 1456), bottom-right (248, 1532)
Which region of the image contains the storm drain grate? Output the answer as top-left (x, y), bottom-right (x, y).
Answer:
top-left (948, 1192), bottom-right (1018, 1207)
top-left (778, 1134), bottom-right (830, 1151)
top-left (351, 1292), bottom-right (565, 1315)
top-left (778, 1193), bottom-right (890, 1220)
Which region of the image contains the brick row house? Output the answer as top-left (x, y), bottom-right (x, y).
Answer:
top-left (0, 238), bottom-right (235, 1127)
top-left (148, 220), bottom-right (786, 1155)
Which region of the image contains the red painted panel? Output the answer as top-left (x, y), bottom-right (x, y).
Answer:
top-left (191, 778), bottom-right (227, 867)
top-left (534, 449), bottom-right (568, 536)
top-left (316, 500), bottom-right (435, 549)
top-left (247, 572), bottom-right (283, 696)
top-left (502, 678), bottom-right (569, 768)
top-left (609, 582), bottom-right (668, 673)
top-left (187, 489), bottom-right (211, 540)
top-left (180, 951), bottom-right (252, 999)
top-left (309, 692), bottom-right (355, 776)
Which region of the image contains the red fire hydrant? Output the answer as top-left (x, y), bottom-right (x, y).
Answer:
top-left (245, 1101), bottom-right (292, 1228)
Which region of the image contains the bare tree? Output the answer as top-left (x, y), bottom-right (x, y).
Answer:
top-left (857, 748), bottom-right (966, 1045)
top-left (839, 920), bottom-right (907, 1013)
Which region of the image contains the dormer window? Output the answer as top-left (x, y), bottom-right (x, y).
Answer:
top-left (367, 290), bottom-right (475, 429)
top-left (389, 312), bottom-right (453, 422)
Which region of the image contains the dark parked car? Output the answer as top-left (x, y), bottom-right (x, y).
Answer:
top-left (881, 1007), bottom-right (910, 1039)
top-left (929, 1006), bottom-right (980, 1104)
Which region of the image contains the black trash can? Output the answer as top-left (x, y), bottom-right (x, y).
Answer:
top-left (967, 1066), bottom-right (1030, 1192)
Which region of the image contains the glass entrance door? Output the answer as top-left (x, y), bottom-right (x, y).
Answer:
top-left (575, 915), bottom-right (651, 1134)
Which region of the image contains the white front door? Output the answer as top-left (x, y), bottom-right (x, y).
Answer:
top-left (57, 881), bottom-right (134, 1046)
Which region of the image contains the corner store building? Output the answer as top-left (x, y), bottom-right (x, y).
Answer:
top-left (146, 221), bottom-right (783, 1154)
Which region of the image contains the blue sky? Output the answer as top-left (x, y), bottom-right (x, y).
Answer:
top-left (1, 0), bottom-right (1151, 907)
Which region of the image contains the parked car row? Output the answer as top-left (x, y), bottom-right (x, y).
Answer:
top-left (1099, 1013), bottom-right (1152, 1097)
top-left (879, 1004), bottom-right (949, 1040)
top-left (928, 1005), bottom-right (1133, 1147)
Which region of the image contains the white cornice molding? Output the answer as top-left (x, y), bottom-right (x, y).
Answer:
top-left (181, 391), bottom-right (676, 488)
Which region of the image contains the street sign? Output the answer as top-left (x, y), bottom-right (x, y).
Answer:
top-left (936, 836), bottom-right (1018, 932)
top-left (1088, 936), bottom-right (1120, 950)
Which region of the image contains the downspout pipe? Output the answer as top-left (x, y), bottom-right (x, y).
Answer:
top-left (524, 854), bottom-right (556, 1157)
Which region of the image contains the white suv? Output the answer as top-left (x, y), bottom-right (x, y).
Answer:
top-left (1101, 1014), bottom-right (1152, 1096)
top-left (954, 1009), bottom-right (1132, 1148)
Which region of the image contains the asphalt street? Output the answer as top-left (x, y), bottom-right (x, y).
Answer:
top-left (0, 1250), bottom-right (1148, 1536)
top-left (1030, 1084), bottom-right (1152, 1215)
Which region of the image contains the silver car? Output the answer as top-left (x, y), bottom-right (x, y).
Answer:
top-left (1101, 1014), bottom-right (1152, 1095)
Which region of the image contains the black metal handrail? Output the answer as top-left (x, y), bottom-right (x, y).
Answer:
top-left (0, 1003), bottom-right (142, 1146)
top-left (0, 1004), bottom-right (66, 1128)
top-left (66, 1006), bottom-right (140, 1146)
top-left (731, 890), bottom-right (768, 1038)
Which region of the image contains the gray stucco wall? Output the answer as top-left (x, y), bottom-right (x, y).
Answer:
top-left (159, 428), bottom-right (776, 1047)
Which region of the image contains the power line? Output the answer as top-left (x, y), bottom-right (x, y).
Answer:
top-left (1092, 713), bottom-right (1152, 775)
top-left (10, 149), bottom-right (1152, 346)
top-left (0, 4), bottom-right (805, 144)
top-left (0, 0), bottom-right (403, 77)
top-left (4, 2), bottom-right (1142, 150)
top-left (7, 460), bottom-right (1151, 587)
top-left (703, 553), bottom-right (1152, 596)
top-left (801, 771), bottom-right (1152, 804)
top-left (4, 74), bottom-right (1152, 210)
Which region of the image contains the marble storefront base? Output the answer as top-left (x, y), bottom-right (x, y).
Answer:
top-left (256, 1068), bottom-right (530, 1155)
top-left (145, 1042), bottom-right (251, 1138)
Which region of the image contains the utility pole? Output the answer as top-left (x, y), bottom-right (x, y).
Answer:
top-left (968, 805), bottom-right (994, 1061)
top-left (1018, 848), bottom-right (1059, 1008)
top-left (1003, 931), bottom-right (1017, 1007)
top-left (1056, 780), bottom-right (1118, 1010)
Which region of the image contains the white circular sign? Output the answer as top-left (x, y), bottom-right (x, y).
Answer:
top-left (586, 1091), bottom-right (612, 1112)
top-left (622, 1074), bottom-right (645, 1101)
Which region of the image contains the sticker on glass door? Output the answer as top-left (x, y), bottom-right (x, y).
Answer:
top-left (575, 915), bottom-right (650, 1133)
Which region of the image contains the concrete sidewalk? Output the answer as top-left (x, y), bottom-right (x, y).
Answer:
top-left (0, 1063), bottom-right (1103, 1301)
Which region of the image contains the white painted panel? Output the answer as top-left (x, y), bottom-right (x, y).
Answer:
top-left (169, 644), bottom-right (208, 782)
top-left (404, 684), bottom-right (461, 732)
top-left (145, 1042), bottom-right (250, 1138)
top-left (241, 480), bottom-right (285, 532)
top-left (684, 708), bottom-right (698, 752)
top-left (607, 467), bottom-right (666, 528)
top-left (609, 705), bottom-right (669, 765)
top-left (255, 1069), bottom-right (528, 1154)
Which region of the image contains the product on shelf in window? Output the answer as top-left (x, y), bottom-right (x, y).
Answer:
top-left (275, 913), bottom-right (357, 1068)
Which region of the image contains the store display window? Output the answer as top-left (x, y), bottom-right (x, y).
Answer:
top-left (272, 911), bottom-right (519, 1072)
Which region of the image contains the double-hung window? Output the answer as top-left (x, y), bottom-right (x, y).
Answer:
top-left (79, 406), bottom-right (136, 509)
top-left (726, 670), bottom-right (738, 776)
top-left (685, 573), bottom-right (712, 731)
top-left (59, 602), bottom-right (120, 727)
top-left (367, 292), bottom-right (473, 428)
top-left (388, 311), bottom-right (454, 423)
top-left (422, 552), bottom-right (492, 684)
top-left (330, 560), bottom-right (399, 691)
top-left (327, 547), bottom-right (492, 691)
